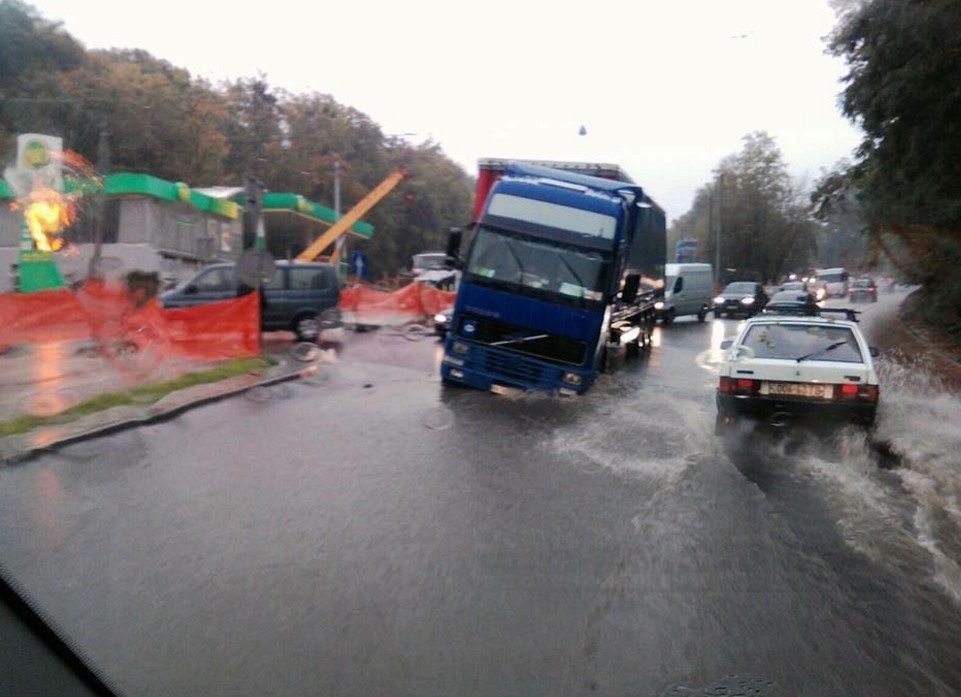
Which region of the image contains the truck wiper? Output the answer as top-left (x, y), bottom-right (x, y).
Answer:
top-left (501, 238), bottom-right (525, 280)
top-left (555, 253), bottom-right (586, 289)
top-left (491, 333), bottom-right (549, 346)
top-left (795, 340), bottom-right (846, 363)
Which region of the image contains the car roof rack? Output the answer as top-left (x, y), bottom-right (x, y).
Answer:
top-left (762, 305), bottom-right (815, 317)
top-left (817, 307), bottom-right (861, 322)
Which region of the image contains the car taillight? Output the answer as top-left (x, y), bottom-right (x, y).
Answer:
top-left (839, 383), bottom-right (879, 401)
top-left (719, 376), bottom-right (759, 395)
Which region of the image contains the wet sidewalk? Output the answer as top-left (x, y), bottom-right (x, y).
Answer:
top-left (0, 338), bottom-right (308, 463)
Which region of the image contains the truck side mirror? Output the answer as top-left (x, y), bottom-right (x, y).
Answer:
top-left (445, 227), bottom-right (463, 269)
top-left (622, 273), bottom-right (640, 304)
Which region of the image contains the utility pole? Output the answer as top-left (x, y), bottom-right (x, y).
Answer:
top-left (333, 160), bottom-right (345, 276)
top-left (243, 174), bottom-right (265, 252)
top-left (89, 121), bottom-right (111, 279)
top-left (715, 173), bottom-right (724, 286)
top-left (707, 191), bottom-right (714, 265)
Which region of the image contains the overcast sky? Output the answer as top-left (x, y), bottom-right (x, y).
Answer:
top-left (28, 0), bottom-right (862, 222)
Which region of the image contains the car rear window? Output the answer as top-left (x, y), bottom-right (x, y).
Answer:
top-left (741, 323), bottom-right (864, 362)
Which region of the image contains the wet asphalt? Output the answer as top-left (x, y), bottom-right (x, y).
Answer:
top-left (1, 289), bottom-right (960, 697)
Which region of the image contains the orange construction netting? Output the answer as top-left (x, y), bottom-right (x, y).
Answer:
top-left (0, 280), bottom-right (260, 360)
top-left (0, 279), bottom-right (454, 356)
top-left (339, 282), bottom-right (455, 326)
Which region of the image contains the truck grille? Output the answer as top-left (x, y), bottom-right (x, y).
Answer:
top-left (484, 351), bottom-right (547, 384)
top-left (458, 314), bottom-right (588, 366)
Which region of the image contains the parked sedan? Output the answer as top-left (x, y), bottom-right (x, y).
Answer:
top-left (713, 282), bottom-right (769, 318)
top-left (715, 314), bottom-right (880, 432)
top-left (849, 277), bottom-right (878, 303)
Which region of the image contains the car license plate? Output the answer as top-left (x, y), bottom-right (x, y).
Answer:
top-left (761, 381), bottom-right (833, 399)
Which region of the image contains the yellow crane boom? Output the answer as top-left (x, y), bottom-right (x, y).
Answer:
top-left (295, 166), bottom-right (409, 263)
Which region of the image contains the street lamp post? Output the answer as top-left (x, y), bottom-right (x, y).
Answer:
top-left (715, 173), bottom-right (724, 286)
top-left (333, 160), bottom-right (345, 274)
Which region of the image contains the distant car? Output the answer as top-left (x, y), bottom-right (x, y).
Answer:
top-left (779, 280), bottom-right (808, 292)
top-left (849, 277), bottom-right (878, 303)
top-left (715, 314), bottom-right (880, 432)
top-left (412, 251), bottom-right (459, 290)
top-left (656, 262), bottom-right (715, 324)
top-left (815, 267), bottom-right (850, 298)
top-left (433, 307), bottom-right (453, 338)
top-left (762, 290), bottom-right (820, 316)
top-left (713, 282), bottom-right (769, 318)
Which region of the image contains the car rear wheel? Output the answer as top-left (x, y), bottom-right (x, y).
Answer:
top-left (697, 307), bottom-right (707, 322)
top-left (662, 308), bottom-right (676, 325)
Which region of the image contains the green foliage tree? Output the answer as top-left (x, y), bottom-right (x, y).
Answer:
top-left (219, 76), bottom-right (287, 186)
top-left (0, 0), bottom-right (86, 150)
top-left (829, 0), bottom-right (961, 228)
top-left (810, 159), bottom-right (879, 270)
top-left (828, 0), bottom-right (961, 333)
top-left (60, 49), bottom-right (229, 183)
top-left (357, 138), bottom-right (473, 281)
top-left (670, 132), bottom-right (818, 283)
top-left (0, 2), bottom-right (474, 281)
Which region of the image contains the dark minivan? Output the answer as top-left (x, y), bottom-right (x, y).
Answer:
top-left (160, 261), bottom-right (340, 341)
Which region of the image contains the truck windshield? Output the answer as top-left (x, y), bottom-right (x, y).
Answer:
top-left (467, 226), bottom-right (608, 300)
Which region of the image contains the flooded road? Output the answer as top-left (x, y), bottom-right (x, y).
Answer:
top-left (1, 289), bottom-right (960, 696)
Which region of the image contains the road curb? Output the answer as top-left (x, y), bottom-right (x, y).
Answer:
top-left (0, 363), bottom-right (310, 465)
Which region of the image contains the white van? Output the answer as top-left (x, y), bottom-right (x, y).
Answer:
top-left (657, 263), bottom-right (714, 323)
top-left (816, 267), bottom-right (850, 298)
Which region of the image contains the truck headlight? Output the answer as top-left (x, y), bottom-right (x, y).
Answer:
top-left (452, 341), bottom-right (469, 355)
top-left (562, 372), bottom-right (583, 386)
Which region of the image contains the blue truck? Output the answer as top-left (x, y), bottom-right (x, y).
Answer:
top-left (440, 159), bottom-right (666, 395)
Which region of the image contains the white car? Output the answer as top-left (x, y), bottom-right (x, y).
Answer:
top-left (715, 311), bottom-right (880, 432)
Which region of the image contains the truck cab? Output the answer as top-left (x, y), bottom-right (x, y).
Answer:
top-left (441, 161), bottom-right (664, 395)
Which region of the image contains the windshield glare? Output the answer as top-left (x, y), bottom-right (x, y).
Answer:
top-left (487, 192), bottom-right (617, 239)
top-left (467, 227), bottom-right (607, 300)
top-left (741, 323), bottom-right (864, 362)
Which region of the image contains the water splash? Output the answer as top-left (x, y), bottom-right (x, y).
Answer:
top-left (780, 350), bottom-right (961, 603)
